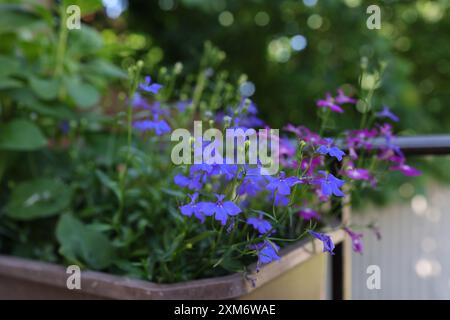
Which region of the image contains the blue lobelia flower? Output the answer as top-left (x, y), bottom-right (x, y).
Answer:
top-left (317, 138), bottom-right (346, 161)
top-left (211, 163), bottom-right (239, 181)
top-left (174, 174), bottom-right (204, 191)
top-left (344, 227), bottom-right (364, 254)
top-left (179, 193), bottom-right (205, 223)
top-left (252, 240), bottom-right (281, 269)
top-left (272, 193), bottom-right (290, 207)
top-left (308, 230), bottom-right (335, 255)
top-left (132, 117), bottom-right (171, 136)
top-left (200, 194), bottom-right (241, 225)
top-left (317, 171), bottom-right (345, 197)
top-left (376, 106), bottom-right (399, 122)
top-left (189, 164), bottom-right (214, 176)
top-left (266, 171), bottom-right (302, 196)
top-left (139, 76), bottom-right (163, 94)
top-left (247, 216), bottom-right (273, 234)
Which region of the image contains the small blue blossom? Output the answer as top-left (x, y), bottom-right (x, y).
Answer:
top-left (201, 194), bottom-right (241, 225)
top-left (174, 174), bottom-right (203, 190)
top-left (308, 230), bottom-right (335, 255)
top-left (132, 118), bottom-right (171, 135)
top-left (252, 240), bottom-right (280, 269)
top-left (139, 76), bottom-right (163, 94)
top-left (317, 171), bottom-right (345, 197)
top-left (267, 171), bottom-right (302, 196)
top-left (176, 100), bottom-right (192, 112)
top-left (317, 138), bottom-right (345, 161)
top-left (189, 164), bottom-right (214, 176)
top-left (376, 106), bottom-right (399, 122)
top-left (211, 164), bottom-right (239, 181)
top-left (179, 193), bottom-right (205, 223)
top-left (247, 216), bottom-right (272, 234)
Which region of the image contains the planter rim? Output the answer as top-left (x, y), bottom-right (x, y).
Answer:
top-left (0, 229), bottom-right (344, 300)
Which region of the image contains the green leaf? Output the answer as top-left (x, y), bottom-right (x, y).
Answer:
top-left (0, 77), bottom-right (22, 90)
top-left (8, 88), bottom-right (76, 119)
top-left (67, 26), bottom-right (103, 57)
top-left (0, 119), bottom-right (47, 151)
top-left (29, 75), bottom-right (59, 101)
top-left (65, 77), bottom-right (100, 108)
top-left (0, 5), bottom-right (40, 34)
top-left (56, 214), bottom-right (115, 269)
top-left (0, 55), bottom-right (21, 77)
top-left (82, 60), bottom-right (127, 79)
top-left (6, 178), bottom-right (72, 220)
top-left (95, 170), bottom-right (122, 203)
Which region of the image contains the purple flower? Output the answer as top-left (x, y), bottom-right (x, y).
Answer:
top-left (344, 167), bottom-right (371, 181)
top-left (376, 106), bottom-right (399, 122)
top-left (238, 177), bottom-right (263, 197)
top-left (132, 118), bottom-right (171, 135)
top-left (301, 157), bottom-right (322, 177)
top-left (252, 240), bottom-right (281, 268)
top-left (335, 89), bottom-right (357, 104)
top-left (176, 100), bottom-right (192, 112)
top-left (179, 193), bottom-right (205, 223)
top-left (317, 138), bottom-right (346, 161)
top-left (139, 76), bottom-right (163, 94)
top-left (211, 164), bottom-right (239, 181)
top-left (273, 193), bottom-right (290, 207)
top-left (308, 230), bottom-right (335, 255)
top-left (298, 208), bottom-right (320, 221)
top-left (59, 120), bottom-right (70, 135)
top-left (247, 216), bottom-right (272, 234)
top-left (346, 128), bottom-right (378, 160)
top-left (267, 172), bottom-right (302, 196)
top-left (389, 163), bottom-right (421, 177)
top-left (201, 194), bottom-right (241, 225)
top-left (316, 93), bottom-right (344, 113)
top-left (284, 125), bottom-right (323, 145)
top-left (344, 227), bottom-right (364, 254)
top-left (174, 174), bottom-right (203, 190)
top-left (189, 164), bottom-right (214, 176)
top-left (131, 93), bottom-right (151, 109)
top-left (317, 171), bottom-right (345, 197)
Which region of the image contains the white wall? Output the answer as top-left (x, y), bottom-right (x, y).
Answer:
top-left (351, 183), bottom-right (450, 299)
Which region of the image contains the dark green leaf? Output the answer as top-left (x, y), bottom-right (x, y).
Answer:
top-left (56, 214), bottom-right (115, 269)
top-left (0, 119), bottom-right (47, 151)
top-left (6, 178), bottom-right (72, 220)
top-left (29, 75), bottom-right (59, 101)
top-left (65, 77), bottom-right (100, 108)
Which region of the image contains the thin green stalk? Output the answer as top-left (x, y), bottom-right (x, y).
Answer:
top-left (54, 5), bottom-right (68, 77)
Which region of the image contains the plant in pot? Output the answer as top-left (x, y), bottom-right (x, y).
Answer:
top-left (0, 2), bottom-right (420, 299)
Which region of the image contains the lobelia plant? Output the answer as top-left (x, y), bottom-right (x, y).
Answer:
top-left (91, 43), bottom-right (420, 281)
top-left (0, 3), bottom-right (421, 284)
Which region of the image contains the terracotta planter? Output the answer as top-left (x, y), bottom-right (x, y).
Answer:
top-left (0, 230), bottom-right (344, 300)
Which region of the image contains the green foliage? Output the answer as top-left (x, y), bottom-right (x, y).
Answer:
top-left (56, 214), bottom-right (115, 269)
top-left (0, 119), bottom-right (47, 151)
top-left (6, 178), bottom-right (72, 220)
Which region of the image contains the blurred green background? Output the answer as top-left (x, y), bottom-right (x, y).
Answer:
top-left (103, 0), bottom-right (450, 133)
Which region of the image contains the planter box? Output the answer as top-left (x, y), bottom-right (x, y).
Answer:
top-left (0, 230), bottom-right (344, 300)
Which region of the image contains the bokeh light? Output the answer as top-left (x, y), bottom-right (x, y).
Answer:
top-left (254, 11), bottom-right (270, 26)
top-left (218, 11), bottom-right (234, 27)
top-left (307, 14), bottom-right (323, 30)
top-left (290, 35), bottom-right (307, 51)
